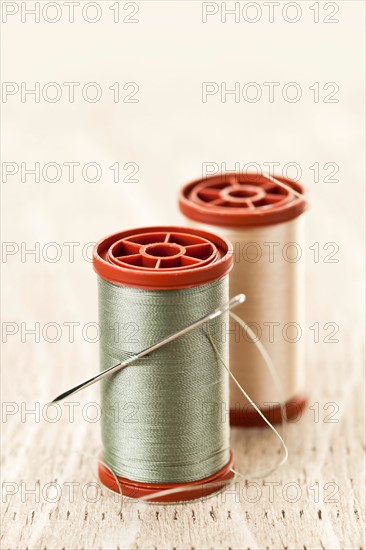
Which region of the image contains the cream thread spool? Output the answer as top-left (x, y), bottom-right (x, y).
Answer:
top-left (179, 173), bottom-right (308, 427)
top-left (93, 225), bottom-right (235, 502)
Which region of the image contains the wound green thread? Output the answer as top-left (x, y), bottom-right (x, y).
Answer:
top-left (98, 276), bottom-right (230, 484)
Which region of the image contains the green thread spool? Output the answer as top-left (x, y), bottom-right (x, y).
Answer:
top-left (93, 226), bottom-right (234, 502)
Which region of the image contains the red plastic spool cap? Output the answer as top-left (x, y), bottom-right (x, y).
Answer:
top-left (93, 226), bottom-right (233, 289)
top-left (179, 173), bottom-right (307, 227)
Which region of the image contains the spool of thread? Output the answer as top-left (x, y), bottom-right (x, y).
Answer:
top-left (93, 225), bottom-right (235, 502)
top-left (179, 173), bottom-right (308, 427)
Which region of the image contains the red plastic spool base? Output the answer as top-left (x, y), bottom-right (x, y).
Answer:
top-left (230, 395), bottom-right (308, 427)
top-left (179, 173), bottom-right (307, 227)
top-left (98, 452), bottom-right (234, 503)
top-left (93, 225), bottom-right (233, 289)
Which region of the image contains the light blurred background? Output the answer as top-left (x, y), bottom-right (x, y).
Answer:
top-left (2, 0), bottom-right (364, 403)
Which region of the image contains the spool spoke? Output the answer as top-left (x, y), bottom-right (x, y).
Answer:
top-left (221, 200), bottom-right (249, 208)
top-left (265, 193), bottom-right (285, 204)
top-left (184, 243), bottom-right (213, 259)
top-left (117, 240), bottom-right (141, 254)
top-left (228, 176), bottom-right (238, 186)
top-left (198, 188), bottom-right (222, 202)
top-left (116, 254), bottom-right (143, 266)
top-left (211, 198), bottom-right (228, 206)
top-left (170, 232), bottom-right (205, 247)
top-left (260, 181), bottom-right (280, 193)
top-left (180, 256), bottom-right (201, 266)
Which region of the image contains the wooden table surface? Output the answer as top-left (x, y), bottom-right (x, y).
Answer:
top-left (1, 2), bottom-right (365, 548)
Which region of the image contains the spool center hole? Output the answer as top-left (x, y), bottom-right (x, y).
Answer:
top-left (228, 188), bottom-right (257, 198)
top-left (144, 243), bottom-right (182, 258)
